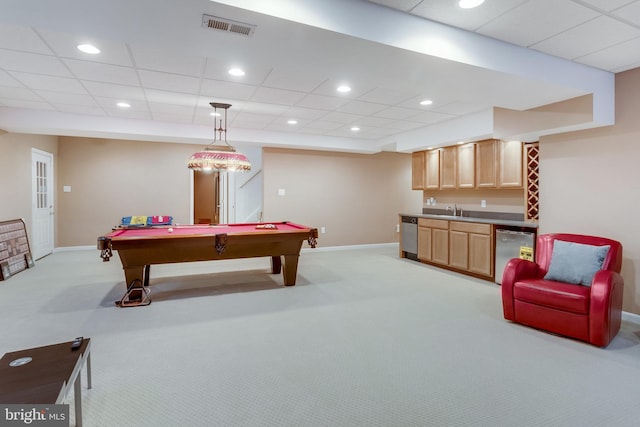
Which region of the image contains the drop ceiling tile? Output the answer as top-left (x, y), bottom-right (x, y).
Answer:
top-left (203, 58), bottom-right (272, 86)
top-left (0, 24), bottom-right (52, 54)
top-left (0, 86), bottom-right (42, 101)
top-left (383, 120), bottom-right (427, 131)
top-left (0, 49), bottom-right (71, 76)
top-left (0, 70), bottom-right (22, 87)
top-left (238, 102), bottom-right (289, 116)
top-left (148, 102), bottom-right (196, 116)
top-left (579, 0), bottom-right (635, 12)
top-left (54, 104), bottom-right (106, 115)
top-left (304, 120), bottom-right (343, 131)
top-left (250, 87), bottom-right (306, 106)
top-left (35, 90), bottom-right (97, 106)
top-left (130, 46), bottom-right (205, 77)
top-left (367, 0), bottom-right (422, 12)
top-left (407, 110), bottom-right (454, 124)
top-left (325, 127), bottom-right (381, 139)
top-left (230, 118), bottom-right (268, 130)
top-left (611, 1), bottom-right (640, 22)
top-left (337, 100), bottom-right (387, 115)
top-left (38, 29), bottom-right (133, 66)
top-left (356, 116), bottom-right (397, 128)
top-left (94, 96), bottom-right (148, 111)
top-left (10, 72), bottom-right (88, 94)
top-left (151, 112), bottom-right (194, 123)
top-left (575, 36), bottom-right (640, 72)
top-left (0, 99), bottom-right (55, 110)
top-left (281, 106), bottom-right (327, 120)
top-left (477, 0), bottom-right (598, 47)
top-left (233, 112), bottom-right (277, 125)
top-left (357, 87), bottom-right (414, 105)
top-left (296, 93), bottom-right (350, 111)
top-left (200, 79), bottom-right (257, 100)
top-left (138, 70), bottom-right (201, 94)
top-left (410, 0), bottom-right (529, 31)
top-left (321, 111), bottom-right (363, 124)
top-left (82, 81), bottom-right (146, 100)
top-left (431, 100), bottom-right (489, 115)
top-left (63, 59), bottom-right (139, 85)
top-left (312, 79), bottom-right (372, 99)
top-left (144, 89), bottom-right (198, 106)
top-left (262, 69), bottom-right (326, 92)
top-left (264, 122), bottom-right (308, 133)
top-left (104, 108), bottom-right (152, 120)
top-left (531, 16), bottom-right (640, 59)
top-left (374, 105), bottom-right (422, 120)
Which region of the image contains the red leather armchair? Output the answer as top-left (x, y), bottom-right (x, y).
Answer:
top-left (501, 233), bottom-right (623, 347)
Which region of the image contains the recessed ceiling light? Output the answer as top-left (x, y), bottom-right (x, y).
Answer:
top-left (210, 112), bottom-right (221, 117)
top-left (116, 102), bottom-right (130, 108)
top-left (77, 44), bottom-right (100, 54)
top-left (350, 126), bottom-right (360, 132)
top-left (458, 0), bottom-right (485, 9)
top-left (337, 85), bottom-right (351, 93)
top-left (228, 68), bottom-right (245, 76)
top-left (420, 99), bottom-right (433, 106)
top-left (287, 119), bottom-right (298, 125)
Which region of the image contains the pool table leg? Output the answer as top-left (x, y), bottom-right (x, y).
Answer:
top-left (270, 256), bottom-right (282, 274)
top-left (282, 255), bottom-right (300, 286)
top-left (122, 266), bottom-right (148, 300)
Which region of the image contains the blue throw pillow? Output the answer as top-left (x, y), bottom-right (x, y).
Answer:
top-left (543, 240), bottom-right (610, 286)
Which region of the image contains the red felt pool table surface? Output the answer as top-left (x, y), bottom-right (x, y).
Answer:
top-left (104, 222), bottom-right (311, 238)
top-left (98, 221), bottom-right (318, 306)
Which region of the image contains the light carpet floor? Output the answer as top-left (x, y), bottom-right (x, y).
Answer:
top-left (1, 245), bottom-right (640, 427)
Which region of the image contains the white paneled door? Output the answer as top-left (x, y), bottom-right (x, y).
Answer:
top-left (31, 149), bottom-right (54, 260)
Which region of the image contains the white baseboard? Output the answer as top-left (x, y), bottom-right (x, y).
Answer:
top-left (622, 311), bottom-right (640, 325)
top-left (302, 242), bottom-right (398, 252)
top-left (54, 245), bottom-right (95, 252)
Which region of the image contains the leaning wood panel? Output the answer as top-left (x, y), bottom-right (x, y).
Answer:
top-left (0, 219), bottom-right (34, 280)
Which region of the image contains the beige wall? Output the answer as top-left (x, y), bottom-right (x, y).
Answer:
top-left (263, 148), bottom-right (422, 247)
top-left (422, 189), bottom-right (525, 214)
top-left (0, 133), bottom-right (58, 241)
top-left (56, 137), bottom-right (203, 246)
top-left (540, 67), bottom-right (640, 314)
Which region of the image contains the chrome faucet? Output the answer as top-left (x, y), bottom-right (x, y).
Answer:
top-left (447, 204), bottom-right (463, 217)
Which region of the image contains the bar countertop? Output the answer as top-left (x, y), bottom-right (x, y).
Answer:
top-left (399, 212), bottom-right (538, 229)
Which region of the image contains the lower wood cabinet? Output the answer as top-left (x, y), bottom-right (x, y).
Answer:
top-left (418, 218), bottom-right (448, 265)
top-left (418, 218), bottom-right (494, 279)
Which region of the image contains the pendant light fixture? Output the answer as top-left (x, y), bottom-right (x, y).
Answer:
top-left (187, 102), bottom-right (251, 172)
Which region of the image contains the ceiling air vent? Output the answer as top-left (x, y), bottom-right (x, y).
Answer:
top-left (202, 14), bottom-right (256, 37)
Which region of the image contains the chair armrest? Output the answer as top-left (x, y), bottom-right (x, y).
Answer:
top-left (589, 270), bottom-right (624, 347)
top-left (501, 258), bottom-right (542, 320)
top-left (502, 258), bottom-right (542, 286)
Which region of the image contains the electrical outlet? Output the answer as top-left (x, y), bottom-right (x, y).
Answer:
top-left (481, 199), bottom-right (487, 208)
top-left (320, 226), bottom-right (326, 234)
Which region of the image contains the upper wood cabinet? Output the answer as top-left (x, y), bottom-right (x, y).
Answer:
top-left (411, 139), bottom-right (523, 191)
top-left (475, 139), bottom-right (498, 188)
top-left (425, 149), bottom-right (440, 189)
top-left (411, 151), bottom-right (425, 190)
top-left (440, 147), bottom-right (457, 189)
top-left (457, 143), bottom-right (475, 189)
top-left (499, 140), bottom-right (523, 188)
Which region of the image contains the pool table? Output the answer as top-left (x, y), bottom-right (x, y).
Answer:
top-left (98, 221), bottom-right (318, 306)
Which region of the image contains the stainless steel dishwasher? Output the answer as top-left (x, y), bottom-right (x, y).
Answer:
top-left (401, 216), bottom-right (418, 261)
top-left (495, 228), bottom-right (536, 284)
